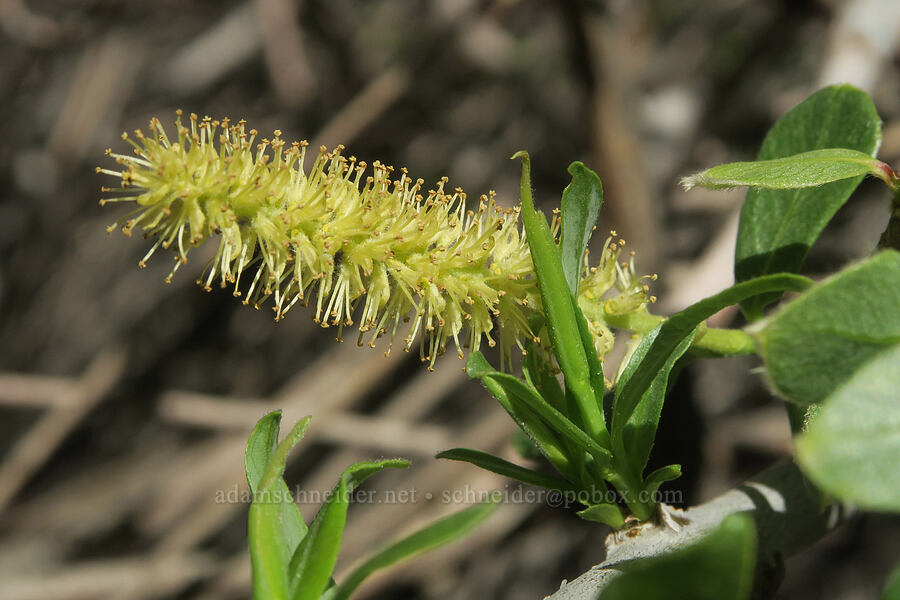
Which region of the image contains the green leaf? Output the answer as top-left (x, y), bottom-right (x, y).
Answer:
top-left (612, 274), bottom-right (812, 449)
top-left (247, 416), bottom-right (312, 600)
top-left (682, 148), bottom-right (888, 191)
top-left (795, 343), bottom-right (900, 512)
top-left (734, 84), bottom-right (882, 320)
top-left (289, 459), bottom-right (409, 600)
top-left (599, 513), bottom-right (757, 600)
top-left (572, 290), bottom-right (610, 437)
top-left (245, 410), bottom-right (283, 494)
top-left (577, 503), bottom-right (625, 529)
top-left (642, 464), bottom-right (682, 499)
top-left (467, 351), bottom-right (575, 481)
top-left (513, 151), bottom-right (604, 439)
top-left (616, 326), bottom-right (696, 475)
top-left (757, 251), bottom-right (900, 405)
top-left (468, 352), bottom-right (613, 467)
top-left (560, 161), bottom-right (604, 295)
top-left (324, 499), bottom-right (498, 600)
top-left (522, 345), bottom-right (566, 413)
top-left (436, 448), bottom-right (577, 492)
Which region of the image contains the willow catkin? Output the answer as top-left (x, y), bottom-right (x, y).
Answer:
top-left (98, 112), bottom-right (653, 370)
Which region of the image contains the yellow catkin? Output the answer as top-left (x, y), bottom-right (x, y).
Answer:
top-left (99, 113), bottom-right (653, 370)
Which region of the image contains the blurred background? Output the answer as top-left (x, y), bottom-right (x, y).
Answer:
top-left (1, 0), bottom-right (900, 598)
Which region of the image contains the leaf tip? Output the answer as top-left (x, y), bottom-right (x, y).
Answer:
top-left (679, 174), bottom-right (699, 190)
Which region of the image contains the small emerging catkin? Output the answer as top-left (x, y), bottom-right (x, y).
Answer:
top-left (98, 112), bottom-right (653, 370)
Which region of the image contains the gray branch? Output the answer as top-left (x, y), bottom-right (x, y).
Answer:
top-left (545, 460), bottom-right (841, 600)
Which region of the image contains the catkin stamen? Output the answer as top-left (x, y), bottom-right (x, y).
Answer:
top-left (99, 114), bottom-right (655, 370)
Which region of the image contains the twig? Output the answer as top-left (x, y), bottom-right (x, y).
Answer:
top-left (0, 348), bottom-right (126, 515)
top-left (545, 460), bottom-right (839, 599)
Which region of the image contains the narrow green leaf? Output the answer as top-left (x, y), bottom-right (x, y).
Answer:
top-left (599, 513), bottom-right (757, 600)
top-left (682, 148), bottom-right (888, 191)
top-left (616, 326), bottom-right (696, 475)
top-left (612, 274), bottom-right (812, 447)
top-left (522, 342), bottom-right (567, 413)
top-left (572, 290), bottom-right (610, 437)
top-left (577, 503), bottom-right (625, 529)
top-left (734, 84), bottom-right (882, 320)
top-left (512, 151), bottom-right (604, 439)
top-left (436, 448), bottom-right (577, 492)
top-left (467, 351), bottom-right (575, 480)
top-left (469, 352), bottom-right (613, 467)
top-left (245, 410), bottom-right (282, 494)
top-left (795, 343), bottom-right (900, 511)
top-left (247, 416), bottom-right (312, 600)
top-left (325, 500), bottom-right (498, 600)
top-left (289, 459), bottom-right (409, 600)
top-left (757, 251), bottom-right (900, 405)
top-left (560, 161), bottom-right (604, 294)
top-left (521, 338), bottom-right (590, 476)
top-left (642, 464), bottom-right (682, 499)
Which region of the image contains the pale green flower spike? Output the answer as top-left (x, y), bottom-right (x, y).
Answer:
top-left (98, 112), bottom-right (654, 370)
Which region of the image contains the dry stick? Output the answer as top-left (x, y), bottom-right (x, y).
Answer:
top-left (1, 553), bottom-right (215, 600)
top-left (254, 0), bottom-right (316, 108)
top-left (544, 459), bottom-right (840, 600)
top-left (46, 34), bottom-right (141, 167)
top-left (0, 347), bottom-right (126, 515)
top-left (158, 390), bottom-right (454, 456)
top-left (0, 373), bottom-right (72, 408)
top-left (6, 445), bottom-right (181, 543)
top-left (163, 2), bottom-right (261, 97)
top-left (140, 341), bottom-right (405, 543)
top-left (308, 66), bottom-right (412, 159)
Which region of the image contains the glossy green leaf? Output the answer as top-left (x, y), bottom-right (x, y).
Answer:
top-left (289, 459), bottom-right (409, 600)
top-left (682, 148), bottom-right (886, 191)
top-left (795, 343), bottom-right (900, 511)
top-left (247, 416), bottom-right (312, 600)
top-left (599, 513), bottom-right (757, 600)
top-left (468, 352), bottom-right (613, 467)
top-left (560, 161), bottom-right (604, 294)
top-left (513, 151), bottom-right (603, 438)
top-left (734, 84), bottom-right (882, 320)
top-left (577, 503), bottom-right (625, 529)
top-left (324, 499), bottom-right (498, 600)
top-left (615, 326), bottom-right (696, 475)
top-left (436, 448), bottom-right (577, 492)
top-left (757, 251), bottom-right (900, 406)
top-left (612, 274), bottom-right (812, 449)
